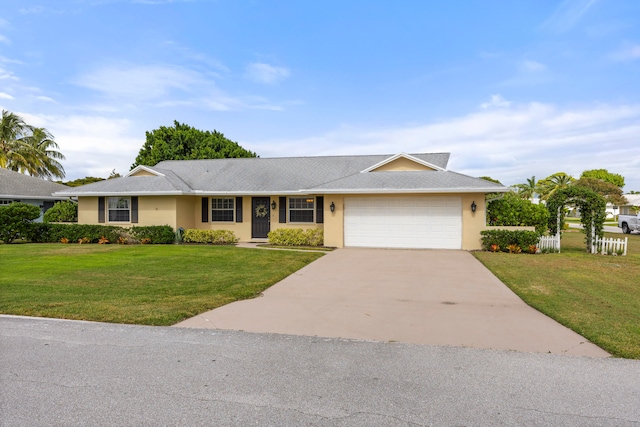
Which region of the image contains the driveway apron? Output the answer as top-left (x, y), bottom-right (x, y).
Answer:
top-left (175, 248), bottom-right (609, 357)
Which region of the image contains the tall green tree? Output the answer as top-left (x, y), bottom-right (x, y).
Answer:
top-left (0, 110), bottom-right (66, 179)
top-left (22, 127), bottom-right (66, 179)
top-left (132, 121), bottom-right (257, 168)
top-left (580, 169), bottom-right (625, 188)
top-left (537, 172), bottom-right (575, 201)
top-left (573, 177), bottom-right (627, 207)
top-left (512, 176), bottom-right (537, 199)
top-left (0, 110), bottom-right (30, 169)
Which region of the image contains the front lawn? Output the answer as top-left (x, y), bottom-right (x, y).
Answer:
top-left (474, 231), bottom-right (640, 359)
top-left (0, 244), bottom-right (323, 326)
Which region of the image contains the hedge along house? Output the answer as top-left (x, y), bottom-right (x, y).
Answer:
top-left (0, 168), bottom-right (70, 222)
top-left (54, 153), bottom-right (509, 250)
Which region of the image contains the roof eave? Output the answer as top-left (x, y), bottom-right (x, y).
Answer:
top-left (193, 190), bottom-right (315, 196)
top-left (0, 194), bottom-right (72, 200)
top-left (53, 191), bottom-right (188, 197)
top-left (308, 187), bottom-right (511, 195)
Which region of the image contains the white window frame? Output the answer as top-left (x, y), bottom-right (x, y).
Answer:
top-left (289, 197), bottom-right (315, 223)
top-left (211, 197), bottom-right (235, 222)
top-left (107, 197), bottom-right (131, 222)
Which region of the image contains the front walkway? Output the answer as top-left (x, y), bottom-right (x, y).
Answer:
top-left (175, 248), bottom-right (609, 357)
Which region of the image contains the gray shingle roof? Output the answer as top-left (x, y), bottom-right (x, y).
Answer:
top-left (308, 170), bottom-right (507, 193)
top-left (0, 168), bottom-right (69, 199)
top-left (54, 153), bottom-right (508, 196)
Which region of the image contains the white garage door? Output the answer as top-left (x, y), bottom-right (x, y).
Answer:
top-left (344, 197), bottom-right (462, 249)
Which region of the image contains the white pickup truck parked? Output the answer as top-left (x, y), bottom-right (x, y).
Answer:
top-left (618, 213), bottom-right (640, 234)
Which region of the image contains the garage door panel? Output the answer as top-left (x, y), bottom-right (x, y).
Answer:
top-left (344, 197), bottom-right (462, 249)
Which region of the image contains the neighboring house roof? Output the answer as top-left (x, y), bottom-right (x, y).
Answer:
top-left (622, 194), bottom-right (640, 206)
top-left (54, 153), bottom-right (508, 196)
top-left (0, 168), bottom-right (69, 200)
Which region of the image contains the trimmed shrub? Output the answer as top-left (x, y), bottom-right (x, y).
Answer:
top-left (27, 224), bottom-right (177, 244)
top-left (480, 229), bottom-right (540, 253)
top-left (28, 223), bottom-right (124, 243)
top-left (43, 201), bottom-right (78, 223)
top-left (487, 192), bottom-right (549, 234)
top-left (182, 229), bottom-right (238, 244)
top-left (267, 228), bottom-right (324, 247)
top-left (130, 225), bottom-right (176, 244)
top-left (0, 202), bottom-right (41, 243)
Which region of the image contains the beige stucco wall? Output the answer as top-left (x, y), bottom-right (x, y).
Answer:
top-left (137, 196), bottom-right (177, 228)
top-left (461, 194), bottom-right (486, 250)
top-left (176, 196), bottom-right (196, 230)
top-left (78, 196), bottom-right (99, 225)
top-left (372, 158), bottom-right (434, 171)
top-left (78, 193), bottom-right (492, 250)
top-left (323, 195), bottom-right (344, 248)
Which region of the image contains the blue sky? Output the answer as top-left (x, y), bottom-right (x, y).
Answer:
top-left (1, 0), bottom-right (639, 190)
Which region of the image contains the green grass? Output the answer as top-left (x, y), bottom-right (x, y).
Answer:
top-left (0, 244), bottom-right (323, 326)
top-left (474, 230), bottom-right (640, 359)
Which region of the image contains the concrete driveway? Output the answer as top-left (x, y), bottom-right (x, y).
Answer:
top-left (176, 248), bottom-right (609, 357)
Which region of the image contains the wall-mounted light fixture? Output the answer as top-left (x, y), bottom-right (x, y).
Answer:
top-left (471, 201), bottom-right (477, 213)
top-left (330, 201), bottom-right (335, 213)
top-left (271, 200), bottom-right (277, 211)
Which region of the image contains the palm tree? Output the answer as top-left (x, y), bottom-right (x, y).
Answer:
top-left (0, 109), bottom-right (65, 179)
top-left (512, 176), bottom-right (537, 199)
top-left (0, 110), bottom-right (30, 169)
top-left (23, 127), bottom-right (66, 179)
top-left (537, 172), bottom-right (575, 201)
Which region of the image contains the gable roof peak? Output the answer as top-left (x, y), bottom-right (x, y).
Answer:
top-left (127, 165), bottom-right (165, 177)
top-left (361, 152), bottom-right (447, 173)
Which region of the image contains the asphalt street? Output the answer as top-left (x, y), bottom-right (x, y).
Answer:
top-left (1, 316), bottom-right (639, 426)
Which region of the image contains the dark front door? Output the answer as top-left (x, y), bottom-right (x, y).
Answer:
top-left (252, 197), bottom-right (271, 238)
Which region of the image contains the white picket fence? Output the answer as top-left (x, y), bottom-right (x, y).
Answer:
top-left (538, 234), bottom-right (561, 252)
top-left (591, 236), bottom-right (628, 256)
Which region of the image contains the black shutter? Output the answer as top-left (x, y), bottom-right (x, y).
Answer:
top-left (279, 197), bottom-right (286, 223)
top-left (131, 197), bottom-right (138, 223)
top-left (236, 197), bottom-right (243, 223)
top-left (98, 197), bottom-right (105, 223)
top-left (316, 196), bottom-right (324, 224)
top-left (201, 197), bottom-right (209, 222)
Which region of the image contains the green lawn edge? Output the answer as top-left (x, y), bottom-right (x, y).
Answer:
top-left (473, 231), bottom-right (640, 359)
top-left (0, 244), bottom-right (323, 326)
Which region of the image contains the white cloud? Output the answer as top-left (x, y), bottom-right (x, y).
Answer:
top-left (251, 101), bottom-right (640, 190)
top-left (0, 35), bottom-right (10, 45)
top-left (35, 95), bottom-right (56, 102)
top-left (244, 63), bottom-right (291, 84)
top-left (521, 60), bottom-right (547, 72)
top-left (0, 92), bottom-right (15, 100)
top-left (500, 60), bottom-right (552, 87)
top-left (19, 6), bottom-right (45, 14)
top-left (74, 64), bottom-right (204, 99)
top-left (19, 111), bottom-right (142, 178)
top-left (540, 0), bottom-right (598, 33)
top-left (480, 95), bottom-right (511, 109)
top-left (608, 44), bottom-right (640, 62)
top-left (73, 62), bottom-right (287, 112)
top-left (0, 66), bottom-right (18, 81)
